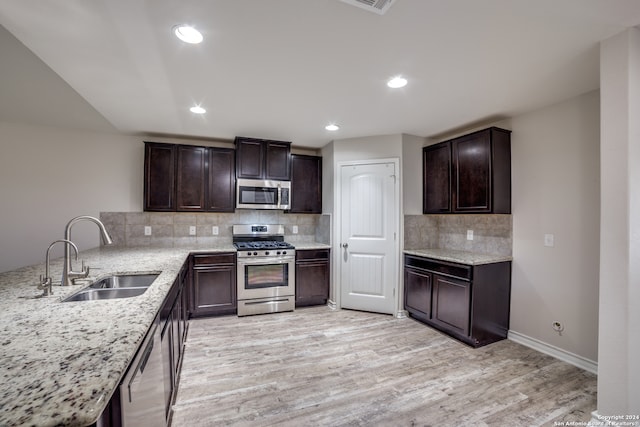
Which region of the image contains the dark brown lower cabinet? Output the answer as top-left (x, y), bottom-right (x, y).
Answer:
top-left (431, 275), bottom-right (470, 337)
top-left (97, 261), bottom-right (189, 427)
top-left (190, 252), bottom-right (237, 316)
top-left (404, 265), bottom-right (432, 323)
top-left (295, 249), bottom-right (330, 307)
top-left (404, 254), bottom-right (511, 347)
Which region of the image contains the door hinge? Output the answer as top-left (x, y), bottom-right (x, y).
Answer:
top-left (393, 288), bottom-right (396, 297)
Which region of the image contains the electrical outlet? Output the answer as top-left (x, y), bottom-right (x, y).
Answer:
top-left (212, 226), bottom-right (219, 235)
top-left (466, 229), bottom-right (473, 240)
top-left (292, 225), bottom-right (299, 234)
top-left (552, 321), bottom-right (564, 333)
top-left (544, 234), bottom-right (555, 247)
top-left (144, 226), bottom-right (152, 236)
top-left (189, 226), bottom-right (196, 236)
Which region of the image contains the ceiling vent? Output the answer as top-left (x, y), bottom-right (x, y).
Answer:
top-left (339, 0), bottom-right (396, 15)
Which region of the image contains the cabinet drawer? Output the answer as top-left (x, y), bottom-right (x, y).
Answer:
top-left (192, 253), bottom-right (235, 266)
top-left (404, 255), bottom-right (471, 281)
top-left (296, 249), bottom-right (330, 261)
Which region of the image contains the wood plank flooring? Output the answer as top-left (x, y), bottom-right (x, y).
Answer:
top-left (171, 306), bottom-right (596, 427)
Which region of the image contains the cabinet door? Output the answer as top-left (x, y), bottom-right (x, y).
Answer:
top-left (404, 267), bottom-right (432, 321)
top-left (290, 154), bottom-right (322, 213)
top-left (176, 145), bottom-right (207, 211)
top-left (207, 148), bottom-right (235, 212)
top-left (236, 138), bottom-right (264, 179)
top-left (265, 141), bottom-right (291, 180)
top-left (423, 142), bottom-right (451, 213)
top-left (144, 142), bottom-right (175, 211)
top-left (452, 130), bottom-right (491, 212)
top-left (192, 265), bottom-right (237, 316)
top-left (180, 265), bottom-right (190, 341)
top-left (160, 318), bottom-right (173, 419)
top-left (296, 259), bottom-right (329, 306)
top-left (431, 274), bottom-right (471, 337)
top-left (171, 291), bottom-right (182, 380)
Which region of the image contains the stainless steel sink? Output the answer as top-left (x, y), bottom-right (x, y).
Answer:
top-left (88, 273), bottom-right (159, 289)
top-left (63, 287), bottom-right (149, 302)
top-left (62, 273), bottom-right (159, 302)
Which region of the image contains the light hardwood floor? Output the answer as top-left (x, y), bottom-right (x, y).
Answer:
top-left (171, 306), bottom-right (596, 427)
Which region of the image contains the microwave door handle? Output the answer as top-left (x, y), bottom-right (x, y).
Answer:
top-left (277, 184), bottom-right (282, 209)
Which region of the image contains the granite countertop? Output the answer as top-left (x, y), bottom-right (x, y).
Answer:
top-left (403, 248), bottom-right (512, 265)
top-left (293, 242), bottom-right (331, 250)
top-left (0, 244), bottom-right (234, 427)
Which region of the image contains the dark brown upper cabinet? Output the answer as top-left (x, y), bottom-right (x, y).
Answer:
top-left (207, 148), bottom-right (236, 212)
top-left (423, 127), bottom-right (511, 214)
top-left (176, 145), bottom-right (207, 211)
top-left (144, 142), bottom-right (235, 212)
top-left (423, 142), bottom-right (451, 213)
top-left (289, 154), bottom-right (322, 214)
top-left (235, 137), bottom-right (291, 181)
top-left (144, 142), bottom-right (176, 211)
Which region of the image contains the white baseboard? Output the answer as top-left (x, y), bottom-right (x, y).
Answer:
top-left (327, 300), bottom-right (337, 310)
top-left (508, 330), bottom-right (598, 375)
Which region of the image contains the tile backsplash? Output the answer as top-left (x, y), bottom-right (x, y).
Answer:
top-left (100, 212), bottom-right (330, 248)
top-left (404, 214), bottom-right (512, 256)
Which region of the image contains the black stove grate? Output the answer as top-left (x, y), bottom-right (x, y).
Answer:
top-left (233, 240), bottom-right (295, 251)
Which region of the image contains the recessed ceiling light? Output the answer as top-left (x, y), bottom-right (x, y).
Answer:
top-left (173, 25), bottom-right (203, 44)
top-left (387, 76), bottom-right (407, 89)
top-left (190, 106), bottom-right (206, 114)
top-left (325, 124), bottom-right (340, 131)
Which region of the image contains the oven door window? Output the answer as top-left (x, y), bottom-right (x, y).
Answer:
top-left (239, 186), bottom-right (278, 206)
top-left (244, 264), bottom-right (288, 289)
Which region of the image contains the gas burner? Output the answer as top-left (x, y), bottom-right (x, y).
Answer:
top-left (233, 240), bottom-right (295, 251)
top-left (234, 240), bottom-right (294, 250)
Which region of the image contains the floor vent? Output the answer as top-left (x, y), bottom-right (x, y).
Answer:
top-left (339, 0), bottom-right (396, 15)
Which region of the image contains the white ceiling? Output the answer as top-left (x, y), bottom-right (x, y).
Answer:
top-left (1, 0), bottom-right (639, 148)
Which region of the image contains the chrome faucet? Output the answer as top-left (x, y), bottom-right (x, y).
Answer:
top-left (62, 215), bottom-right (113, 286)
top-left (39, 239), bottom-right (78, 296)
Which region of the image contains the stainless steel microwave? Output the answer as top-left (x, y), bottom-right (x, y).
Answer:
top-left (236, 178), bottom-right (291, 210)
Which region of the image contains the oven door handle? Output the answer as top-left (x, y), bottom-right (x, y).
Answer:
top-left (237, 258), bottom-right (294, 266)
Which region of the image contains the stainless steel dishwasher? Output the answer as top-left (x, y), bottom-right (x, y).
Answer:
top-left (120, 315), bottom-right (166, 426)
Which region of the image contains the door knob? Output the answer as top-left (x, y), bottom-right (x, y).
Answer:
top-left (342, 243), bottom-right (348, 248)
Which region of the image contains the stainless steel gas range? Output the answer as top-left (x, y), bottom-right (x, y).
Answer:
top-left (233, 224), bottom-right (295, 316)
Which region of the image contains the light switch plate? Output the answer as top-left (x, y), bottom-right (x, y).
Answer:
top-left (544, 234), bottom-right (555, 247)
top-left (292, 225), bottom-right (299, 234)
top-left (189, 226), bottom-right (196, 236)
top-left (144, 226), bottom-right (152, 236)
top-left (212, 226), bottom-right (219, 235)
top-left (466, 229), bottom-right (473, 240)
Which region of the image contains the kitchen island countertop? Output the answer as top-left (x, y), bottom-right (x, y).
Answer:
top-left (0, 244), bottom-right (234, 427)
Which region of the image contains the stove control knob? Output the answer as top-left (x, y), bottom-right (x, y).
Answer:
top-left (277, 251), bottom-right (281, 255)
top-left (253, 252), bottom-right (258, 256)
top-left (265, 251), bottom-right (270, 256)
top-left (282, 251), bottom-right (287, 255)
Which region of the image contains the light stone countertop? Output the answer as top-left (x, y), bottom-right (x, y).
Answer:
top-left (292, 242), bottom-right (331, 250)
top-left (0, 244), bottom-right (234, 427)
top-left (403, 248), bottom-right (513, 265)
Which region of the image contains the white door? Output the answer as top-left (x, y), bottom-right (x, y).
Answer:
top-left (339, 161), bottom-right (398, 315)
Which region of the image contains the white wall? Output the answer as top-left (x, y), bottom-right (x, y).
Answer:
top-left (0, 121), bottom-right (141, 272)
top-left (597, 27), bottom-right (640, 417)
top-left (509, 90), bottom-right (600, 362)
top-left (401, 134), bottom-right (425, 215)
